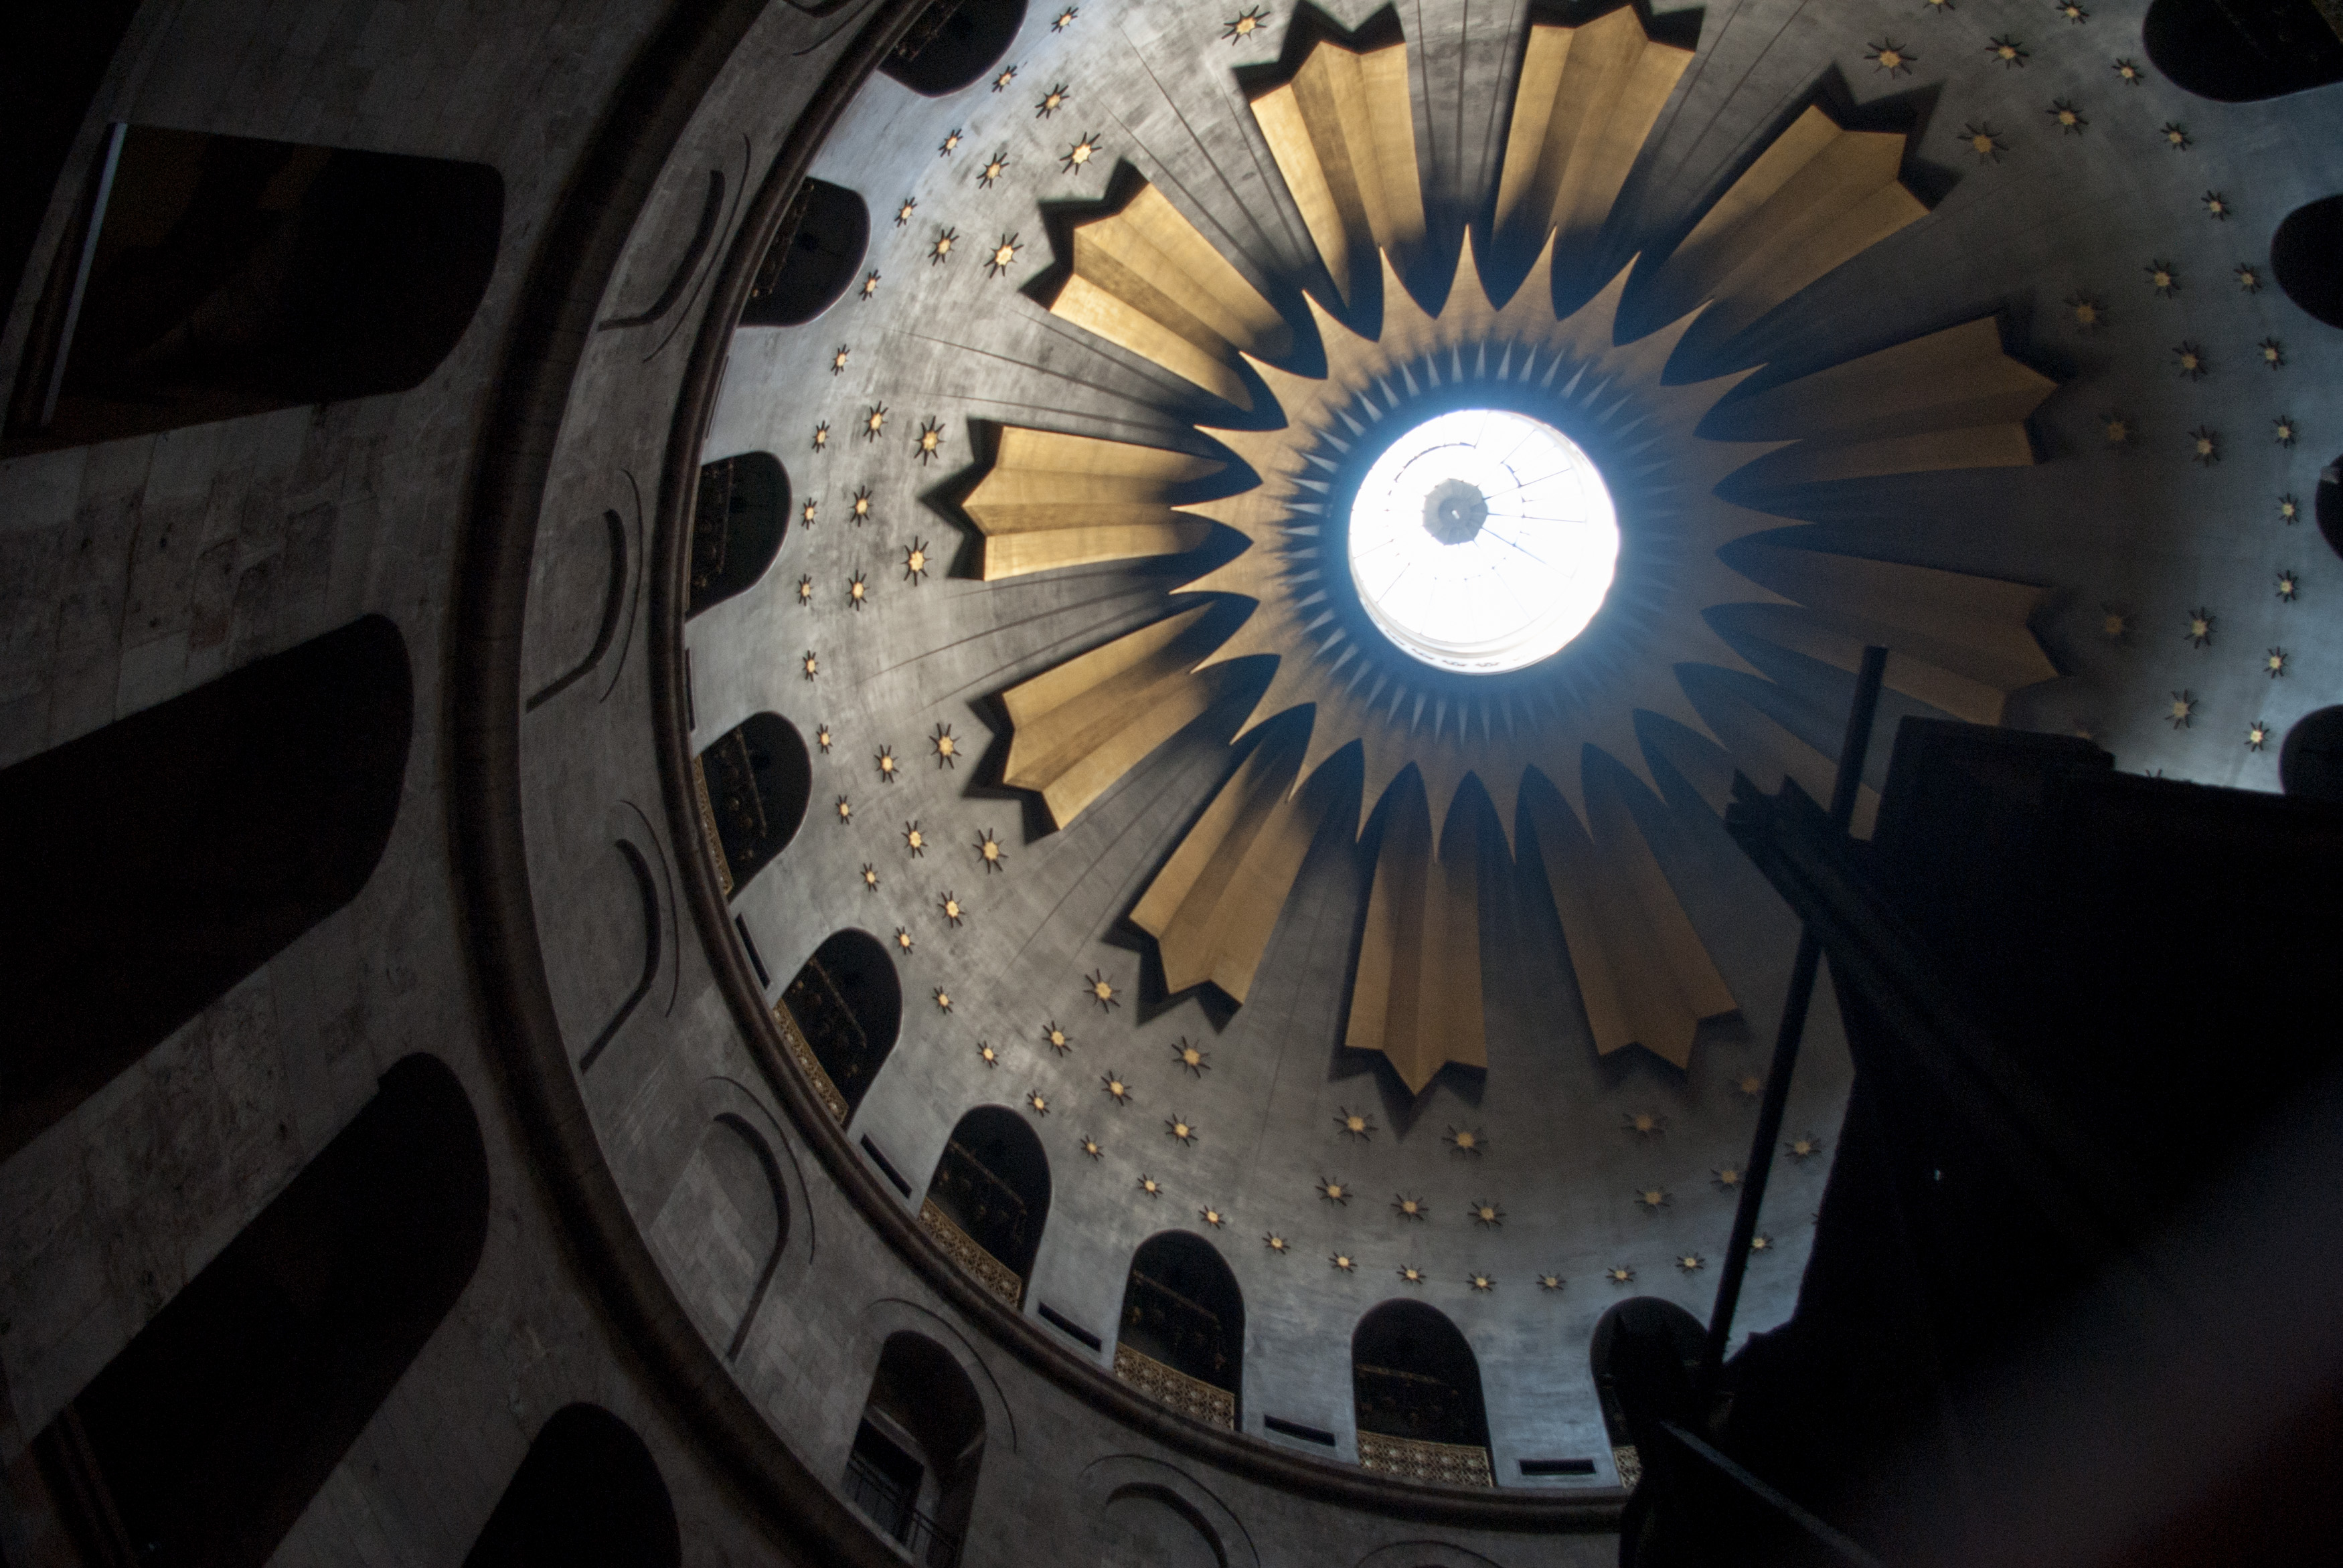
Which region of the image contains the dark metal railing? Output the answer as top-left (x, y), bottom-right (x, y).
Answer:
top-left (843, 1451), bottom-right (962, 1568)
top-left (1699, 645), bottom-right (1887, 1391)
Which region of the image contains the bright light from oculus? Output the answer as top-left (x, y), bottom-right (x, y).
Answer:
top-left (1345, 409), bottom-right (1619, 674)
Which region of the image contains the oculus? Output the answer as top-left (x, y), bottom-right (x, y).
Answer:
top-left (1344, 410), bottom-right (1620, 675)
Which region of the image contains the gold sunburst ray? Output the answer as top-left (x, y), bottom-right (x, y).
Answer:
top-left (980, 16), bottom-right (2058, 1077)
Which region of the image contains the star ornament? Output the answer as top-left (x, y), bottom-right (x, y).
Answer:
top-left (1086, 970), bottom-right (1119, 1011)
top-left (1222, 8), bottom-right (1267, 42)
top-left (1165, 1115), bottom-right (1198, 1145)
top-left (1397, 1264), bottom-right (1426, 1284)
top-left (1199, 1205), bottom-right (1225, 1227)
top-left (1265, 1233), bottom-right (1290, 1253)
top-left (1637, 1187), bottom-right (1671, 1211)
top-left (2168, 691), bottom-right (2196, 729)
top-left (1331, 1252), bottom-right (1356, 1272)
top-left (1624, 1110), bottom-right (1666, 1138)
top-left (933, 987), bottom-right (952, 1011)
top-left (2049, 100), bottom-right (2086, 135)
top-left (1607, 1266), bottom-right (1635, 1285)
top-left (2265, 648), bottom-right (2288, 679)
top-left (1101, 1071), bottom-right (1133, 1104)
top-left (1468, 1272), bottom-right (1496, 1292)
top-left (1963, 123), bottom-right (2007, 161)
top-left (975, 830), bottom-right (1006, 871)
top-left (903, 820), bottom-right (927, 855)
top-left (1080, 1134), bottom-right (1103, 1158)
top-left (1318, 1178), bottom-right (1350, 1205)
top-left (977, 1041), bottom-right (1000, 1068)
top-left (1538, 1274), bottom-right (1564, 1292)
top-left (1392, 1195), bottom-right (1427, 1221)
top-left (2277, 571), bottom-right (2299, 602)
top-left (1044, 1022), bottom-right (1071, 1053)
top-left (2247, 720), bottom-right (2271, 752)
top-left (915, 420), bottom-right (946, 464)
top-left (1137, 1173), bottom-right (1161, 1197)
top-left (1865, 41), bottom-right (1914, 76)
top-left (1336, 1108), bottom-right (1374, 1138)
top-left (932, 723), bottom-right (957, 765)
top-left (939, 892), bottom-right (966, 926)
top-left (1677, 1253), bottom-right (1706, 1272)
top-left (1447, 1127), bottom-right (1485, 1156)
top-left (1469, 1201), bottom-right (1505, 1227)
top-left (2184, 609), bottom-right (2214, 648)
top-left (1173, 1039), bottom-right (1210, 1075)
top-left (1028, 1091), bottom-right (1051, 1116)
top-left (1785, 1134), bottom-right (1826, 1160)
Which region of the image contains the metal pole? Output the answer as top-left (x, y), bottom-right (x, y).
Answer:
top-left (1699, 645), bottom-right (1888, 1390)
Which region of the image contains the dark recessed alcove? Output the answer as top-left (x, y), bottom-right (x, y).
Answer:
top-left (0, 613), bottom-right (412, 1162)
top-left (35, 1054), bottom-right (487, 1568)
top-left (740, 179), bottom-right (866, 327)
top-left (7, 126), bottom-right (501, 447)
top-left (1352, 1300), bottom-right (1491, 1450)
top-left (694, 711), bottom-right (811, 894)
top-left (688, 452), bottom-right (788, 616)
top-left (783, 930), bottom-right (904, 1117)
top-left (845, 1334), bottom-right (986, 1563)
top-left (465, 1405), bottom-right (679, 1568)
top-left (2273, 195), bottom-right (2343, 329)
top-left (2144, 0), bottom-right (2343, 101)
top-left (926, 1106), bottom-right (1052, 1294)
top-left (1117, 1231), bottom-right (1245, 1413)
top-left (2281, 707), bottom-right (2343, 802)
top-left (879, 0), bottom-right (1027, 97)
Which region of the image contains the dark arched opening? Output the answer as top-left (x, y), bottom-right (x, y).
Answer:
top-left (1589, 1297), bottom-right (1706, 1491)
top-left (7, 126), bottom-right (501, 448)
top-left (2275, 196), bottom-right (2343, 330)
top-left (464, 1404), bottom-right (679, 1568)
top-left (1115, 1231), bottom-right (1243, 1429)
top-left (846, 1332), bottom-right (985, 1566)
top-left (31, 1054), bottom-right (488, 1568)
top-left (2143, 0), bottom-right (2343, 101)
top-left (740, 179), bottom-right (867, 327)
top-left (779, 929), bottom-right (902, 1120)
top-left (880, 0), bottom-right (1027, 97)
top-left (688, 452), bottom-right (787, 616)
top-left (0, 612), bottom-right (411, 1162)
top-left (2281, 707), bottom-right (2343, 802)
top-left (1352, 1300), bottom-right (1493, 1487)
top-left (693, 712), bottom-right (811, 897)
top-left (922, 1106), bottom-right (1050, 1307)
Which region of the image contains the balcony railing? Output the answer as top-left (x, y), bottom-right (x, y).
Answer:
top-left (917, 1197), bottom-right (1023, 1306)
top-left (843, 1451), bottom-right (963, 1568)
top-left (1113, 1343), bottom-right (1236, 1429)
top-left (1356, 1431), bottom-right (1495, 1488)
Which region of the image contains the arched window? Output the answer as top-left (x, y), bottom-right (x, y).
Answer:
top-left (7, 126), bottom-right (500, 447)
top-left (777, 930), bottom-right (902, 1120)
top-left (688, 452), bottom-right (787, 616)
top-left (1350, 1301), bottom-right (1494, 1488)
top-left (846, 1333), bottom-right (986, 1566)
top-left (2143, 0), bottom-right (2343, 102)
top-left (880, 0), bottom-right (1027, 97)
top-left (2281, 707), bottom-right (2343, 802)
top-left (0, 612), bottom-right (410, 1162)
top-left (465, 1404), bottom-right (679, 1568)
top-left (2273, 195), bottom-right (2343, 330)
top-left (740, 179), bottom-right (867, 327)
top-left (1114, 1231), bottom-right (1243, 1429)
top-left (692, 712), bottom-right (811, 897)
top-left (648, 1115), bottom-right (789, 1359)
top-left (921, 1107), bottom-right (1050, 1307)
top-left (1589, 1297), bottom-right (1706, 1491)
top-left (31, 1054), bottom-right (487, 1568)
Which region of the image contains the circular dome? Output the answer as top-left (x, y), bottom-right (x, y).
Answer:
top-left (1344, 409), bottom-right (1620, 674)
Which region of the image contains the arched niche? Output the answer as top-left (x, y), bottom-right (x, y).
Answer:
top-left (7, 125), bottom-right (501, 447)
top-left (648, 1113), bottom-right (790, 1359)
top-left (1114, 1231), bottom-right (1244, 1429)
top-left (1100, 1486), bottom-right (1224, 1568)
top-left (921, 1106), bottom-right (1050, 1308)
top-left (692, 712), bottom-right (810, 897)
top-left (846, 1332), bottom-right (987, 1563)
top-left (2281, 707), bottom-right (2343, 802)
top-left (688, 452), bottom-right (787, 616)
top-left (778, 929), bottom-right (902, 1120)
top-left (880, 0), bottom-right (1027, 97)
top-left (2275, 195), bottom-right (2343, 330)
top-left (464, 1404), bottom-right (679, 1568)
top-left (1589, 1297), bottom-right (1706, 1491)
top-left (0, 612), bottom-right (410, 1162)
top-left (740, 179), bottom-right (867, 327)
top-left (32, 1054), bottom-right (487, 1568)
top-left (1351, 1301), bottom-right (1494, 1488)
top-left (2143, 0), bottom-right (2343, 101)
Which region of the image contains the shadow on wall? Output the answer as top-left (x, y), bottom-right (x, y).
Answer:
top-left (846, 1333), bottom-right (987, 1567)
top-left (0, 613), bottom-right (412, 1162)
top-left (19, 1054), bottom-right (489, 1568)
top-left (650, 1112), bottom-right (792, 1360)
top-left (465, 1404), bottom-right (679, 1568)
top-left (880, 0), bottom-right (1027, 97)
top-left (6, 126), bottom-right (501, 449)
top-left (2144, 0), bottom-right (2343, 100)
top-left (781, 929), bottom-right (904, 1120)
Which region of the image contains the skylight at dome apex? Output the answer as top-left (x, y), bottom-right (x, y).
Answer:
top-left (1346, 408), bottom-right (1621, 675)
